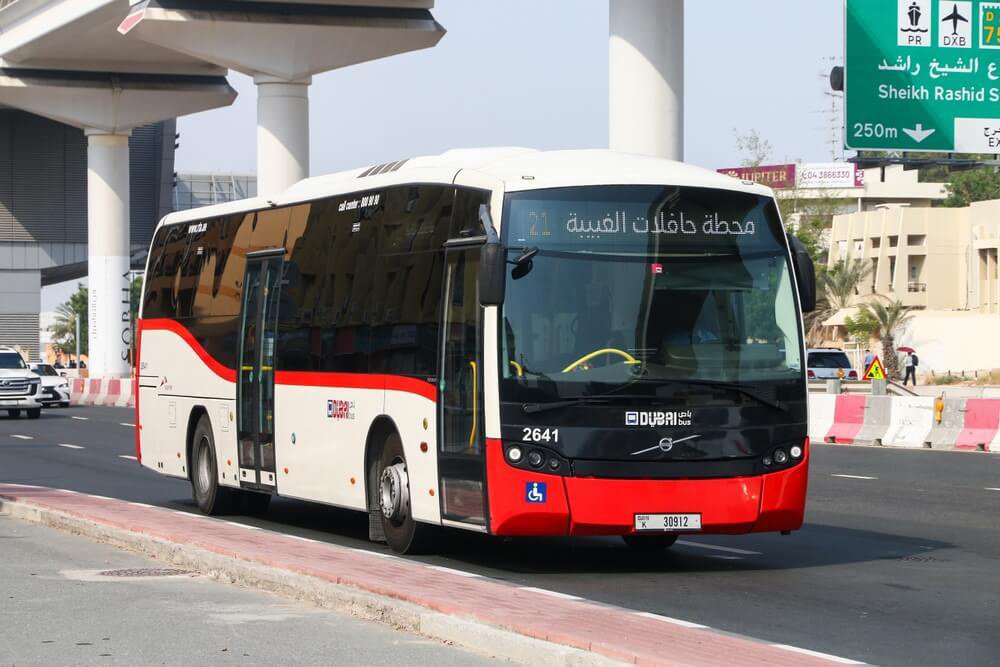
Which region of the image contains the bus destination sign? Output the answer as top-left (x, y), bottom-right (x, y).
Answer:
top-left (846, 0), bottom-right (1000, 152)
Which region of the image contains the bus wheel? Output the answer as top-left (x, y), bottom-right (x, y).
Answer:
top-left (622, 534), bottom-right (679, 551)
top-left (191, 415), bottom-right (236, 515)
top-left (377, 433), bottom-right (431, 554)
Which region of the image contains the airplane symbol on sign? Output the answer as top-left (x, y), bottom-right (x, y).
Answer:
top-left (942, 4), bottom-right (968, 35)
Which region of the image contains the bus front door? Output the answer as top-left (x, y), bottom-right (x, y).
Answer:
top-left (439, 246), bottom-right (486, 526)
top-left (237, 252), bottom-right (282, 491)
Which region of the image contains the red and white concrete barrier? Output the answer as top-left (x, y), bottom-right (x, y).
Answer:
top-left (955, 398), bottom-right (1000, 452)
top-left (881, 397), bottom-right (935, 448)
top-left (824, 395), bottom-right (867, 444)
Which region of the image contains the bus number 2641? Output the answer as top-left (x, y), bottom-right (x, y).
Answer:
top-left (522, 427), bottom-right (560, 443)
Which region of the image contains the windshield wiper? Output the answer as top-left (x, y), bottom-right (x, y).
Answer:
top-left (663, 379), bottom-right (788, 412)
top-left (522, 393), bottom-right (659, 414)
top-left (523, 397), bottom-right (612, 414)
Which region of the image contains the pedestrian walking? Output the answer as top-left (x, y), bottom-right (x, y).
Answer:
top-left (863, 348), bottom-right (874, 370)
top-left (903, 351), bottom-right (918, 386)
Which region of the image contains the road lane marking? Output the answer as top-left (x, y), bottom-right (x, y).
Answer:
top-left (831, 474), bottom-right (878, 480)
top-left (220, 520), bottom-right (261, 530)
top-left (10, 435), bottom-right (33, 440)
top-left (518, 586), bottom-right (583, 601)
top-left (986, 488), bottom-right (1000, 492)
top-left (349, 548), bottom-right (399, 559)
top-left (58, 444), bottom-right (84, 450)
top-left (635, 611), bottom-right (709, 629)
top-left (426, 565), bottom-right (483, 578)
top-left (71, 416), bottom-right (88, 421)
top-left (119, 422), bottom-right (135, 427)
top-left (676, 540), bottom-right (761, 556)
top-left (283, 534), bottom-right (319, 543)
top-left (770, 644), bottom-right (864, 665)
top-left (118, 455), bottom-right (137, 461)
top-left (129, 502), bottom-right (155, 508)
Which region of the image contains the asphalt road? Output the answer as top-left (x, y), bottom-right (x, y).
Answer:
top-left (2, 406), bottom-right (999, 666)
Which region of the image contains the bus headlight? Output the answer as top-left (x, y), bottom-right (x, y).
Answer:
top-left (790, 445), bottom-right (803, 459)
top-left (507, 446), bottom-right (523, 463)
top-left (527, 450), bottom-right (544, 468)
top-left (774, 448), bottom-right (789, 465)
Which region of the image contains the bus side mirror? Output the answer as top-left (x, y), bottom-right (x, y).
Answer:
top-left (787, 234), bottom-right (816, 313)
top-left (479, 242), bottom-right (506, 306)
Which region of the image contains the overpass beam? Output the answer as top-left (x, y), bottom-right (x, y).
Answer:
top-left (86, 130), bottom-right (131, 378)
top-left (255, 75), bottom-right (311, 197)
top-left (609, 0), bottom-right (684, 161)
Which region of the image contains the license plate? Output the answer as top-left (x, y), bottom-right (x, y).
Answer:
top-left (634, 513), bottom-right (701, 532)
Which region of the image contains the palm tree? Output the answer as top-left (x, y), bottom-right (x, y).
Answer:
top-left (858, 298), bottom-right (914, 380)
top-left (805, 260), bottom-right (872, 346)
top-left (49, 284), bottom-right (88, 357)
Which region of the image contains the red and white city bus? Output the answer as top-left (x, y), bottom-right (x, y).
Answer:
top-left (136, 148), bottom-right (816, 553)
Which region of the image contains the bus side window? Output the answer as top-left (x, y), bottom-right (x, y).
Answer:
top-left (371, 185), bottom-right (451, 379)
top-left (210, 213), bottom-right (255, 317)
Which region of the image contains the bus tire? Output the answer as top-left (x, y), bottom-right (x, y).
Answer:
top-left (376, 432), bottom-right (432, 554)
top-left (622, 534), bottom-right (678, 551)
top-left (240, 490), bottom-right (271, 515)
top-left (191, 415), bottom-right (237, 515)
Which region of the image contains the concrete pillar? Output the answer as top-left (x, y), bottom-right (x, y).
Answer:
top-left (86, 130), bottom-right (131, 378)
top-left (609, 0), bottom-right (684, 160)
top-left (255, 75), bottom-right (311, 196)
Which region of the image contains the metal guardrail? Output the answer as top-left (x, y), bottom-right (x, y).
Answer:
top-left (808, 379), bottom-right (918, 397)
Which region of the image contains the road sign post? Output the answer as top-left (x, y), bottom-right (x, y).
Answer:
top-left (846, 0), bottom-right (1000, 152)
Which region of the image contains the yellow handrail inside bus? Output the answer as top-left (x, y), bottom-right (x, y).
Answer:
top-left (469, 360), bottom-right (478, 450)
top-left (509, 360), bottom-right (523, 377)
top-left (562, 348), bottom-right (640, 373)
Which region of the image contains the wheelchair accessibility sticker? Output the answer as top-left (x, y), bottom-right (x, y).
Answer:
top-left (525, 482), bottom-right (547, 503)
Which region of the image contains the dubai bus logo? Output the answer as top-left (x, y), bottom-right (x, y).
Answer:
top-left (625, 410), bottom-right (693, 427)
top-left (327, 399), bottom-right (355, 420)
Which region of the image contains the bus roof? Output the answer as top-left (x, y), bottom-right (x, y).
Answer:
top-left (157, 148), bottom-right (774, 229)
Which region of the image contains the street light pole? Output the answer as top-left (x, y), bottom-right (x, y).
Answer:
top-left (75, 313), bottom-right (80, 371)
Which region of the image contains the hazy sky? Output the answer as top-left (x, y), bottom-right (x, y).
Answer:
top-left (43, 0), bottom-right (845, 310)
top-left (175, 0), bottom-right (845, 176)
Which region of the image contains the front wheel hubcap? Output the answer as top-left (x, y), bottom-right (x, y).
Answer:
top-left (197, 439), bottom-right (212, 493)
top-left (379, 462), bottom-right (409, 521)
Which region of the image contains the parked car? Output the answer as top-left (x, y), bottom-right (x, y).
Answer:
top-left (29, 363), bottom-right (71, 407)
top-left (807, 347), bottom-right (858, 380)
top-left (0, 347), bottom-right (43, 418)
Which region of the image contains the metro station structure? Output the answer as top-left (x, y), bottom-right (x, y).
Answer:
top-left (0, 0), bottom-right (683, 378)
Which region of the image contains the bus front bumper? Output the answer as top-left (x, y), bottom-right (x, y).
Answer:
top-left (485, 439), bottom-right (808, 537)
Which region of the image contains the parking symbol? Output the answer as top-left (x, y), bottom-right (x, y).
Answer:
top-left (525, 482), bottom-right (547, 503)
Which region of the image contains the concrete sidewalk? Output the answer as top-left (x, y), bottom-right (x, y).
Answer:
top-left (0, 483), bottom-right (864, 666)
top-left (0, 515), bottom-right (499, 666)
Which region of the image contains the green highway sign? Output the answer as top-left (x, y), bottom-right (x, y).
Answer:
top-left (846, 0), bottom-right (1000, 152)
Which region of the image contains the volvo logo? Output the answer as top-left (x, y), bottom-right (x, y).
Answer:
top-left (631, 434), bottom-right (701, 456)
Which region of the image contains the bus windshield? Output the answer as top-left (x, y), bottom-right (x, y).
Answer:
top-left (499, 185), bottom-right (803, 403)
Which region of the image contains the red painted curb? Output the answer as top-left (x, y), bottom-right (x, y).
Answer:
top-left (0, 484), bottom-right (855, 666)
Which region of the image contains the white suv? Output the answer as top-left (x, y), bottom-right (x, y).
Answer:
top-left (806, 348), bottom-right (858, 381)
top-left (0, 347), bottom-right (43, 418)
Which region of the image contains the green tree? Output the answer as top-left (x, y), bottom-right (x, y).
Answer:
top-left (943, 168), bottom-right (1000, 207)
top-left (843, 309), bottom-right (879, 345)
top-left (49, 283), bottom-right (88, 358)
top-left (804, 260), bottom-right (872, 346)
top-left (734, 129), bottom-right (772, 167)
top-left (858, 298), bottom-right (914, 381)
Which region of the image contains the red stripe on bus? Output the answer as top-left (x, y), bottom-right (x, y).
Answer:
top-left (139, 318), bottom-right (237, 383)
top-left (275, 372), bottom-right (437, 403)
top-left (139, 319), bottom-right (437, 402)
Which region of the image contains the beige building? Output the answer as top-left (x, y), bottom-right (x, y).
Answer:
top-left (828, 199), bottom-right (1000, 374)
